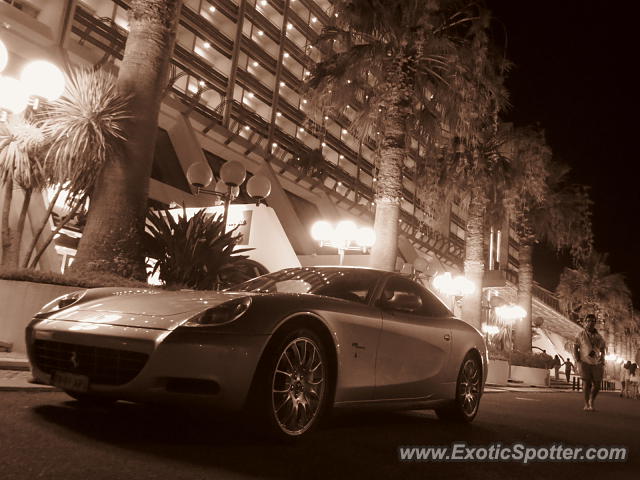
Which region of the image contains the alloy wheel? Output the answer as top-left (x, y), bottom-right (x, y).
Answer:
top-left (271, 336), bottom-right (325, 436)
top-left (458, 357), bottom-right (481, 417)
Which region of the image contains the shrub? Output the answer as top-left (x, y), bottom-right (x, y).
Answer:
top-left (144, 207), bottom-right (252, 290)
top-left (0, 267), bottom-right (148, 288)
top-left (487, 344), bottom-right (509, 361)
top-left (510, 350), bottom-right (554, 369)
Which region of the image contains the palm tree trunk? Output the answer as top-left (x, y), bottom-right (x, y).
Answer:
top-left (515, 241), bottom-right (533, 352)
top-left (29, 199), bottom-right (82, 269)
top-left (22, 186), bottom-right (62, 268)
top-left (1, 179), bottom-right (13, 266)
top-left (370, 111), bottom-right (405, 271)
top-left (4, 188), bottom-right (32, 268)
top-left (70, 0), bottom-right (182, 279)
top-left (606, 319), bottom-right (615, 357)
top-left (462, 187), bottom-right (485, 329)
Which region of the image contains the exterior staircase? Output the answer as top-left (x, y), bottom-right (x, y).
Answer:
top-left (549, 378), bottom-right (573, 390)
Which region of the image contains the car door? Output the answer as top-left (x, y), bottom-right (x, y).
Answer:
top-left (374, 275), bottom-right (453, 400)
top-left (312, 269), bottom-right (383, 403)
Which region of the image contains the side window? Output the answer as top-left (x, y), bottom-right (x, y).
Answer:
top-left (381, 277), bottom-right (451, 317)
top-left (313, 270), bottom-right (379, 304)
top-left (418, 286), bottom-right (452, 317)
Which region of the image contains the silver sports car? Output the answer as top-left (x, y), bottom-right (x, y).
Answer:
top-left (26, 266), bottom-right (488, 439)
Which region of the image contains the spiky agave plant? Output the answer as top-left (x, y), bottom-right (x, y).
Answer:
top-left (144, 207), bottom-right (252, 290)
top-left (38, 68), bottom-right (131, 195)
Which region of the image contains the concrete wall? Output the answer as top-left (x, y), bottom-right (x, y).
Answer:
top-left (0, 279), bottom-right (78, 353)
top-left (486, 359), bottom-right (509, 385)
top-left (510, 365), bottom-right (550, 387)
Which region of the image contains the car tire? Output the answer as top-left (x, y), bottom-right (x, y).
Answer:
top-left (65, 390), bottom-right (116, 406)
top-left (251, 327), bottom-right (330, 440)
top-left (435, 352), bottom-right (482, 423)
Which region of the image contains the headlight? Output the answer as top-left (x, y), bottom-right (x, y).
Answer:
top-left (35, 290), bottom-right (87, 318)
top-left (184, 297), bottom-right (252, 326)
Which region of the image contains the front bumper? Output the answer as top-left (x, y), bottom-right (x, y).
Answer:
top-left (27, 318), bottom-right (270, 411)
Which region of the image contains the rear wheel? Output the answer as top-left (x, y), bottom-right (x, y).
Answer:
top-left (435, 353), bottom-right (482, 423)
top-left (252, 328), bottom-right (330, 439)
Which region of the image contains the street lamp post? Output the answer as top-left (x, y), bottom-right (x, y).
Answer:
top-left (186, 159), bottom-right (271, 229)
top-left (310, 220), bottom-right (375, 265)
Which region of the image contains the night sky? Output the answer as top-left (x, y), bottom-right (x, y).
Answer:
top-left (486, 0), bottom-right (640, 303)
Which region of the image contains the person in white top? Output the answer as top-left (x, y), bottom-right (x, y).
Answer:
top-left (573, 314), bottom-right (606, 411)
top-left (629, 363), bottom-right (639, 400)
top-left (621, 361), bottom-right (631, 398)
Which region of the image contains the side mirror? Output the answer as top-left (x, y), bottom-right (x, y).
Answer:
top-left (378, 293), bottom-right (422, 313)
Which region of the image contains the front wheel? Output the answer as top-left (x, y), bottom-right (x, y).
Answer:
top-left (435, 353), bottom-right (482, 423)
top-left (252, 328), bottom-right (330, 439)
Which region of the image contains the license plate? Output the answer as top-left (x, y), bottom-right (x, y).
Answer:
top-left (51, 371), bottom-right (89, 392)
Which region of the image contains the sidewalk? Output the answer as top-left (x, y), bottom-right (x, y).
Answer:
top-left (0, 352), bottom-right (56, 391)
top-left (485, 383), bottom-right (571, 393)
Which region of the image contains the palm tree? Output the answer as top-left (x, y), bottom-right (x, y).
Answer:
top-left (305, 0), bottom-right (504, 272)
top-left (414, 7), bottom-right (510, 328)
top-left (0, 117), bottom-right (45, 268)
top-left (17, 68), bottom-right (131, 270)
top-left (503, 128), bottom-right (593, 352)
top-left (421, 130), bottom-right (513, 328)
top-left (70, 0), bottom-right (182, 280)
top-left (557, 251), bottom-right (631, 355)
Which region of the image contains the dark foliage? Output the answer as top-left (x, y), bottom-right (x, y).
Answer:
top-left (144, 207), bottom-right (252, 290)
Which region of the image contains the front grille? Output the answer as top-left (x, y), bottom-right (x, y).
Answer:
top-left (33, 340), bottom-right (149, 386)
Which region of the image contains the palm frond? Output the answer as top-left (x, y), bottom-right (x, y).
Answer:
top-left (0, 117), bottom-right (46, 189)
top-left (38, 68), bottom-right (132, 194)
top-left (557, 251), bottom-right (631, 321)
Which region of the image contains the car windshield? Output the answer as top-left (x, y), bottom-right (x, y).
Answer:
top-left (230, 267), bottom-right (369, 295)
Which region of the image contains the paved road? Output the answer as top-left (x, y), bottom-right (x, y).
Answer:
top-left (0, 390), bottom-right (638, 480)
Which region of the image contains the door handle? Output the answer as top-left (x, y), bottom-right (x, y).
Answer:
top-left (443, 334), bottom-right (451, 341)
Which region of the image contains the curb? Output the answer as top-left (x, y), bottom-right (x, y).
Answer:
top-left (0, 363), bottom-right (29, 371)
top-left (0, 356), bottom-right (29, 371)
top-left (0, 368), bottom-right (57, 392)
top-left (0, 385), bottom-right (58, 392)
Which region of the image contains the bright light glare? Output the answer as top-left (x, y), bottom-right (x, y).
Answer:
top-left (481, 324), bottom-right (500, 335)
top-left (495, 304), bottom-right (527, 323)
top-left (335, 220), bottom-right (357, 247)
top-left (432, 272), bottom-right (475, 297)
top-left (311, 221), bottom-right (333, 242)
top-left (0, 76), bottom-right (29, 113)
top-left (20, 60), bottom-right (66, 101)
top-left (0, 40), bottom-right (7, 73)
top-left (432, 272), bottom-right (453, 293)
top-left (356, 227), bottom-right (375, 248)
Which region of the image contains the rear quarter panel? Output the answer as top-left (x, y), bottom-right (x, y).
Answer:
top-left (448, 319), bottom-right (488, 395)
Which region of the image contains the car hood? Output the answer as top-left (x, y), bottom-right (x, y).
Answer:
top-left (51, 289), bottom-right (254, 330)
